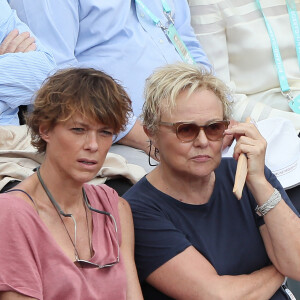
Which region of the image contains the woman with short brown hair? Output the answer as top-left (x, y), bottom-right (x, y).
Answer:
top-left (0, 68), bottom-right (143, 300)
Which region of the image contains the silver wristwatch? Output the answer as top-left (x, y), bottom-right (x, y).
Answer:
top-left (255, 188), bottom-right (282, 216)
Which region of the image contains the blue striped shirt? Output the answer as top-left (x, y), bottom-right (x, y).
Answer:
top-left (0, 0), bottom-right (56, 125)
top-left (9, 0), bottom-right (211, 139)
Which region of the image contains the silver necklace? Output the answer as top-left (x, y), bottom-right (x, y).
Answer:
top-left (37, 167), bottom-right (92, 260)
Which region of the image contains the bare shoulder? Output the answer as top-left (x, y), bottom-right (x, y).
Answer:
top-left (118, 197), bottom-right (133, 219)
top-left (118, 197), bottom-right (134, 241)
top-left (117, 197), bottom-right (135, 252)
top-left (118, 196), bottom-right (130, 208)
top-left (2, 176), bottom-right (38, 210)
top-left (0, 291), bottom-right (36, 300)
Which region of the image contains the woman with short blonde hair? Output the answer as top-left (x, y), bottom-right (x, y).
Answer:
top-left (124, 63), bottom-right (300, 299)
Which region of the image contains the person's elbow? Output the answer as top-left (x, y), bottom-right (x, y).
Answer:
top-left (276, 261), bottom-right (300, 281)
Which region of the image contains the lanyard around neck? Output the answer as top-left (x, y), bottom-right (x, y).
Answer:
top-left (286, 0), bottom-right (300, 69)
top-left (256, 0), bottom-right (300, 93)
top-left (256, 0), bottom-right (290, 93)
top-left (256, 0), bottom-right (300, 114)
top-left (256, 0), bottom-right (300, 113)
top-left (135, 0), bottom-right (196, 64)
top-left (135, 0), bottom-right (173, 28)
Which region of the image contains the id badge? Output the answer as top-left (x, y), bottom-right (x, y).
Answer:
top-left (289, 94), bottom-right (300, 114)
top-left (166, 24), bottom-right (195, 65)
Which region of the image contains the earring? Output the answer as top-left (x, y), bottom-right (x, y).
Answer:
top-left (148, 140), bottom-right (159, 167)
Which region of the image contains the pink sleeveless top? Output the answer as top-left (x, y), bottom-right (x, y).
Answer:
top-left (0, 184), bottom-right (127, 300)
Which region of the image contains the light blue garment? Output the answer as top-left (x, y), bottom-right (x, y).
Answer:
top-left (0, 0), bottom-right (56, 125)
top-left (9, 0), bottom-right (211, 139)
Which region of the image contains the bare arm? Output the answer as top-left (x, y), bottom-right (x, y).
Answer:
top-left (259, 205), bottom-right (300, 280)
top-left (0, 292), bottom-right (36, 300)
top-left (225, 121), bottom-right (300, 280)
top-left (147, 246), bottom-right (283, 300)
top-left (118, 198), bottom-right (143, 300)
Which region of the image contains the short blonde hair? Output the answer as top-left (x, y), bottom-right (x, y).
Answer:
top-left (27, 68), bottom-right (132, 153)
top-left (142, 62), bottom-right (232, 133)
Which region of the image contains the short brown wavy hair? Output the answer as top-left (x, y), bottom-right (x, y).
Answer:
top-left (26, 68), bottom-right (132, 153)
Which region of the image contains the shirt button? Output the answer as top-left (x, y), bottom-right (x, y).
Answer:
top-left (140, 13), bottom-right (144, 18)
top-left (159, 39), bottom-right (164, 44)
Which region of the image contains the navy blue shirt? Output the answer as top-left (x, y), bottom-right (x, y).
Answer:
top-left (124, 158), bottom-right (299, 299)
